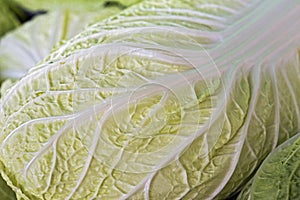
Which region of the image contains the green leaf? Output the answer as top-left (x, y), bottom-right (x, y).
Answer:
top-left (0, 0), bottom-right (21, 38)
top-left (0, 0), bottom-right (300, 199)
top-left (13, 0), bottom-right (142, 11)
top-left (238, 133), bottom-right (300, 200)
top-left (0, 172), bottom-right (16, 200)
top-left (0, 2), bottom-right (124, 81)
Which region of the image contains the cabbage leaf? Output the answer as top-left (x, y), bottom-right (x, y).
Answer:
top-left (0, 171), bottom-right (16, 200)
top-left (0, 0), bottom-right (300, 199)
top-left (238, 132), bottom-right (300, 200)
top-left (0, 0), bottom-right (25, 37)
top-left (13, 0), bottom-right (141, 11)
top-left (0, 1), bottom-right (125, 82)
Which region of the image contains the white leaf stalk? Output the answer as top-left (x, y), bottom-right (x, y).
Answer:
top-left (1, 0), bottom-right (300, 199)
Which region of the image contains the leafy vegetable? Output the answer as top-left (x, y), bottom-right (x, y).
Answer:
top-left (0, 0), bottom-right (27, 37)
top-left (0, 1), bottom-right (125, 82)
top-left (0, 0), bottom-right (300, 199)
top-left (238, 132), bottom-right (300, 200)
top-left (236, 179), bottom-right (253, 200)
top-left (13, 0), bottom-right (141, 11)
top-left (0, 169), bottom-right (16, 200)
top-left (0, 0), bottom-right (47, 38)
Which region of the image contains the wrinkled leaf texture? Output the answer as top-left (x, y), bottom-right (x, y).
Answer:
top-left (238, 132), bottom-right (300, 200)
top-left (0, 0), bottom-right (125, 81)
top-left (1, 0), bottom-right (300, 199)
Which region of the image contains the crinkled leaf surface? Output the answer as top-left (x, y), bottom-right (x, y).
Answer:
top-left (0, 0), bottom-right (300, 199)
top-left (0, 2), bottom-right (124, 81)
top-left (237, 132), bottom-right (300, 200)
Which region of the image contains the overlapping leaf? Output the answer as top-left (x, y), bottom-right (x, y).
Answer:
top-left (0, 0), bottom-right (300, 199)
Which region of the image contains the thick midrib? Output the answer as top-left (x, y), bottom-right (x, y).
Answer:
top-left (2, 0), bottom-right (300, 138)
top-left (34, 0), bottom-right (300, 80)
top-left (1, 1), bottom-right (300, 198)
top-left (211, 0), bottom-right (300, 67)
top-left (118, 1), bottom-right (300, 197)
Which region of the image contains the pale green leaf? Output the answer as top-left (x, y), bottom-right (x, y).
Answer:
top-left (238, 133), bottom-right (300, 200)
top-left (0, 0), bottom-right (300, 199)
top-left (0, 1), bottom-right (125, 81)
